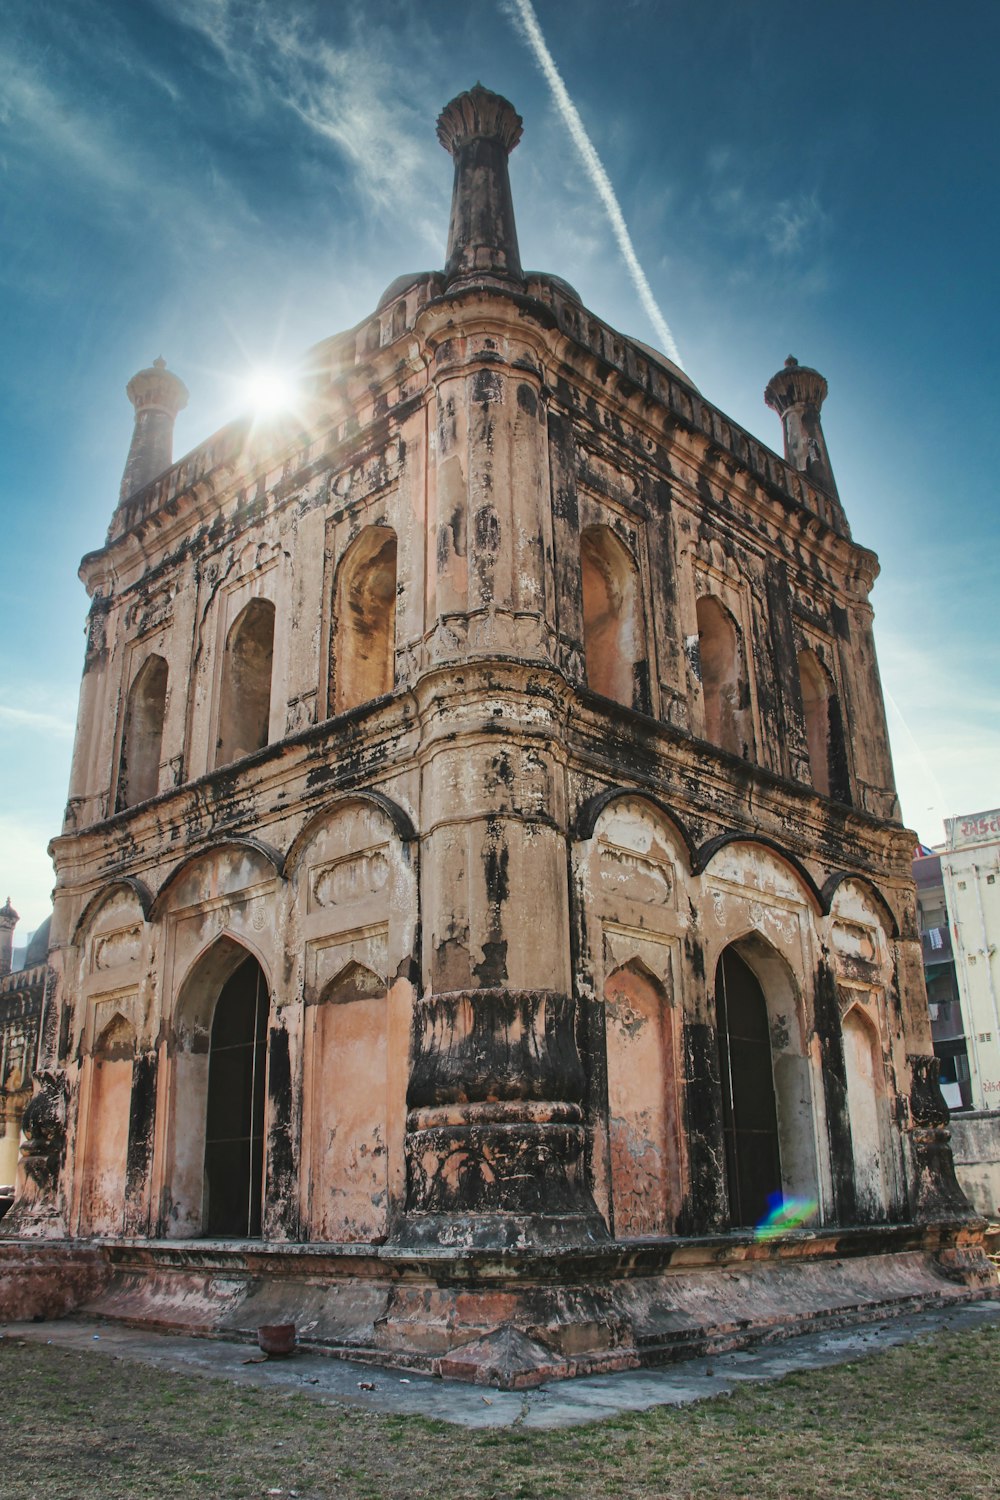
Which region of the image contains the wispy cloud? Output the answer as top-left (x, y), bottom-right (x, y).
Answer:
top-left (503, 0), bottom-right (684, 368)
top-left (0, 705), bottom-right (75, 739)
top-left (160, 0), bottom-right (447, 244)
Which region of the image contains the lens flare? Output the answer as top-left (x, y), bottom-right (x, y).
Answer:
top-left (755, 1193), bottom-right (818, 1240)
top-left (243, 366), bottom-right (299, 415)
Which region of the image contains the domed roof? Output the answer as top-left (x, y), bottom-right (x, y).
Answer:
top-left (25, 915), bottom-right (51, 968)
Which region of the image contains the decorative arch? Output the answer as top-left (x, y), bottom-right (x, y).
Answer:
top-left (695, 595), bottom-right (752, 758)
top-left (117, 654), bottom-right (168, 810)
top-left (72, 878), bottom-right (152, 943)
top-left (216, 597), bottom-right (275, 767)
top-left (697, 834), bottom-right (824, 912)
top-left (821, 872), bottom-right (900, 936)
top-left (580, 524), bottom-right (645, 710)
top-left (283, 791), bottom-right (418, 878)
top-left (149, 838), bottom-right (284, 919)
top-left (572, 787), bottom-right (696, 868)
top-left (330, 526), bottom-right (398, 715)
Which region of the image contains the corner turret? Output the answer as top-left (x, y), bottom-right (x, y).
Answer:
top-left (437, 84), bottom-right (524, 292)
top-left (119, 357), bottom-right (188, 501)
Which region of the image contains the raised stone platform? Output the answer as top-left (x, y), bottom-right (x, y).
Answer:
top-left (1, 1221), bottom-right (995, 1388)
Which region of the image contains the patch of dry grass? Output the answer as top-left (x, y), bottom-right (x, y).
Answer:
top-left (1, 1325), bottom-right (997, 1500)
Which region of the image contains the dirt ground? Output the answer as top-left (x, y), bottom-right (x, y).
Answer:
top-left (1, 1322), bottom-right (998, 1499)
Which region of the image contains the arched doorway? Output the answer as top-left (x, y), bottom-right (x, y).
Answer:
top-left (203, 955), bottom-right (268, 1237)
top-left (715, 946), bottom-right (781, 1227)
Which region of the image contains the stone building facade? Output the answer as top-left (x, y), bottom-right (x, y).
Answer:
top-left (2, 87), bottom-right (989, 1382)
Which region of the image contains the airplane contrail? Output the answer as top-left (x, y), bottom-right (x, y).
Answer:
top-left (504, 0), bottom-right (685, 369)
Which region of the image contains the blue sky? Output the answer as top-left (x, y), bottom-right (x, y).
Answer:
top-left (1, 0), bottom-right (997, 933)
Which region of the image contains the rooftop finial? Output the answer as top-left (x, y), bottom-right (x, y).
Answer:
top-left (119, 358), bottom-right (189, 502)
top-left (765, 356), bottom-right (840, 503)
top-left (437, 85), bottom-right (524, 291)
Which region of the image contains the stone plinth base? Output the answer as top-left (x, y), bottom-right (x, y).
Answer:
top-left (0, 1242), bottom-right (110, 1322)
top-left (0, 1224), bottom-right (995, 1388)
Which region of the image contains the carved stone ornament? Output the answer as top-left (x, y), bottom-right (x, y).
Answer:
top-left (19, 1070), bottom-right (68, 1192)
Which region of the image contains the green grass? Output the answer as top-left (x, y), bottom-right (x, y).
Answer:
top-left (1, 1325), bottom-right (998, 1499)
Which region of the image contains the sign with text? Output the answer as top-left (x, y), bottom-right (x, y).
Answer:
top-left (945, 809), bottom-right (1000, 850)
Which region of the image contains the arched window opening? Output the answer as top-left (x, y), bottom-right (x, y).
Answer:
top-left (331, 527), bottom-right (397, 716)
top-left (216, 599), bottom-right (275, 767)
top-left (797, 648), bottom-right (850, 804)
top-left (80, 1014), bottom-right (136, 1235)
top-left (604, 960), bottom-right (681, 1236)
top-left (204, 955), bottom-right (268, 1238)
top-left (696, 596), bottom-right (751, 758)
top-left (581, 525), bottom-right (645, 710)
top-left (117, 654), bottom-right (168, 810)
top-left (842, 1006), bottom-right (889, 1221)
top-left (715, 947), bottom-right (781, 1227)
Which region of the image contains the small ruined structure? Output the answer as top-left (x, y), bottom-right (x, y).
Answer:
top-left (0, 905), bottom-right (48, 1206)
top-left (2, 87), bottom-right (992, 1383)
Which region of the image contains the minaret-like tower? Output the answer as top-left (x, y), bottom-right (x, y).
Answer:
top-left (764, 355), bottom-right (840, 500)
top-left (0, 899), bottom-right (18, 979)
top-left (119, 357), bottom-right (188, 501)
top-left (437, 84), bottom-right (524, 290)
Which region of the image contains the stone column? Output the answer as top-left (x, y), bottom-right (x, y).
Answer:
top-left (119, 358), bottom-right (188, 501)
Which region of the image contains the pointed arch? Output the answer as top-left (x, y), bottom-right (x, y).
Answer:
top-left (603, 958), bottom-right (682, 1237)
top-left (117, 654), bottom-right (168, 809)
top-left (842, 1002), bottom-right (891, 1221)
top-left (581, 524), bottom-right (646, 710)
top-left (330, 526), bottom-right (397, 715)
top-left (162, 936), bottom-right (272, 1238)
top-left (304, 957), bottom-right (389, 1242)
top-left (695, 595), bottom-right (752, 758)
top-left (714, 933), bottom-right (821, 1228)
top-left (797, 647), bottom-right (849, 803)
top-left (216, 597), bottom-right (275, 766)
top-left (79, 1014), bottom-right (137, 1237)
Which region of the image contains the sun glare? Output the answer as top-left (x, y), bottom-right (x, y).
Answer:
top-left (243, 366), bottom-right (298, 415)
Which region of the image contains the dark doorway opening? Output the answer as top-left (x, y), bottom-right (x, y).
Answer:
top-left (715, 947), bottom-right (782, 1227)
top-left (204, 955), bottom-right (267, 1237)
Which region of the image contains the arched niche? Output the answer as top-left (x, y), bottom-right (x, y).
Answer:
top-left (79, 1014), bottom-right (136, 1236)
top-left (330, 526), bottom-right (397, 716)
top-left (291, 798), bottom-right (417, 1241)
top-left (604, 959), bottom-right (682, 1237)
top-left (797, 648), bottom-right (849, 803)
top-left (117, 654), bottom-right (168, 810)
top-left (303, 961), bottom-right (389, 1242)
top-left (842, 1003), bottom-right (892, 1221)
top-left (216, 598), bottom-right (275, 766)
top-left (203, 954), bottom-right (269, 1238)
top-left (580, 525), bottom-right (645, 710)
top-left (695, 595), bottom-right (752, 758)
top-left (162, 936), bottom-right (272, 1238)
top-left (714, 933), bottom-right (821, 1228)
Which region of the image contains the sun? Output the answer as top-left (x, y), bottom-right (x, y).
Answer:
top-left (242, 365), bottom-right (299, 415)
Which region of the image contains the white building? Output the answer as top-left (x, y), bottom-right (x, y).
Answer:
top-left (940, 809), bottom-right (1000, 1110)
